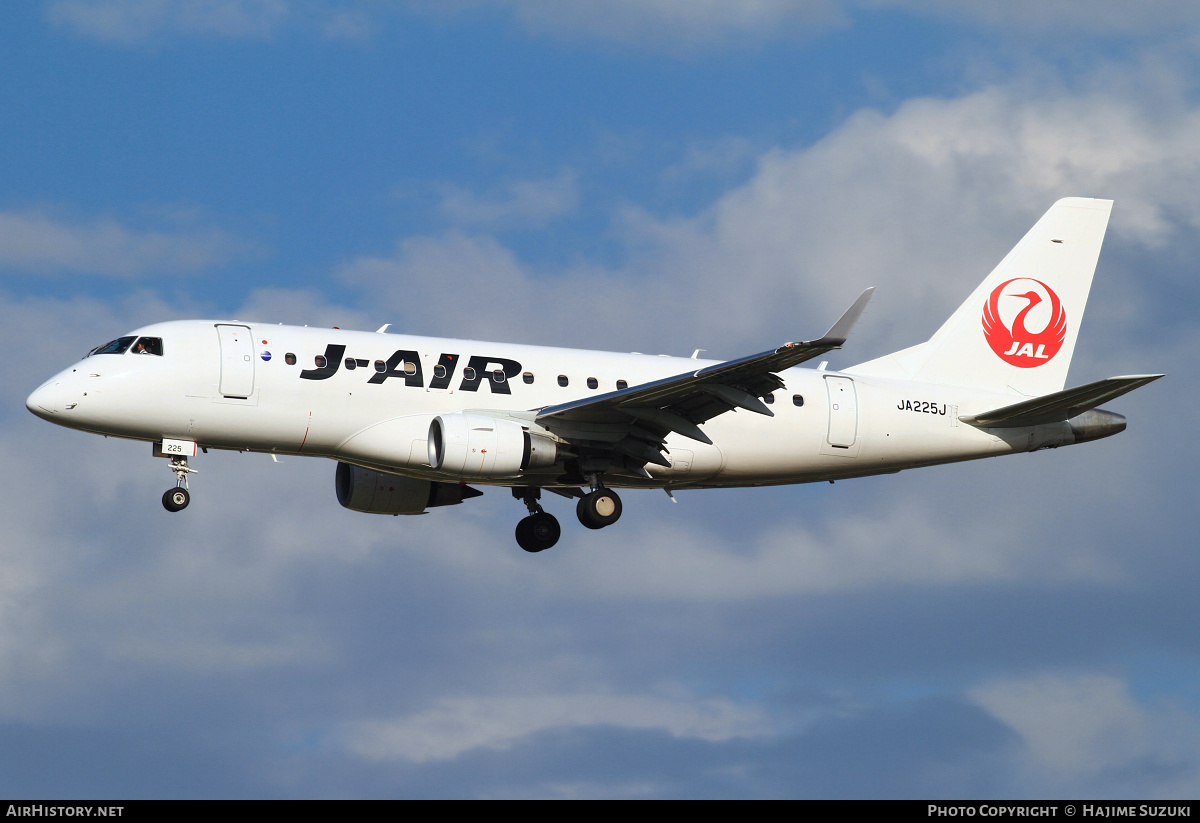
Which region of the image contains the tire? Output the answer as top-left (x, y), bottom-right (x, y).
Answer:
top-left (162, 487), bottom-right (190, 512)
top-left (516, 512), bottom-right (560, 552)
top-left (515, 516), bottom-right (535, 551)
top-left (576, 489), bottom-right (622, 529)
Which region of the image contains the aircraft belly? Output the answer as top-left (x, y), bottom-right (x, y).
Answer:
top-left (335, 414), bottom-right (436, 472)
top-left (710, 415), bottom-right (831, 482)
top-left (646, 439), bottom-right (725, 483)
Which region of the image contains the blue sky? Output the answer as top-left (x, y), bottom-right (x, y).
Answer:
top-left (3, 0), bottom-right (1199, 798)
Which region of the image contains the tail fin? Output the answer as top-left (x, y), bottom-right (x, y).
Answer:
top-left (847, 197), bottom-right (1113, 397)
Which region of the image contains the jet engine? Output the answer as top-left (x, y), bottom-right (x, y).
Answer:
top-left (335, 461), bottom-right (482, 515)
top-left (427, 413), bottom-right (559, 479)
top-left (1068, 409), bottom-right (1126, 443)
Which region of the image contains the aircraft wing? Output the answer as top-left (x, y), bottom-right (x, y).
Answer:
top-left (959, 374), bottom-right (1163, 428)
top-left (534, 288), bottom-right (874, 471)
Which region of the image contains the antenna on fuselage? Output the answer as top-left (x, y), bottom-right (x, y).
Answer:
top-left (376, 324), bottom-right (391, 333)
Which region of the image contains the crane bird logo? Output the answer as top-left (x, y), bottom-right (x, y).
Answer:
top-left (982, 278), bottom-right (1066, 367)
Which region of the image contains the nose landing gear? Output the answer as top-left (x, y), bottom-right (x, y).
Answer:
top-left (162, 456), bottom-right (197, 512)
top-left (162, 487), bottom-right (190, 512)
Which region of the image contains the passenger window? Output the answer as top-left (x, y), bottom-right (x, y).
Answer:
top-left (374, 360), bottom-right (386, 372)
top-left (793, 395), bottom-right (804, 407)
top-left (764, 393), bottom-right (775, 404)
top-left (434, 365), bottom-right (447, 379)
top-left (132, 337), bottom-right (163, 356)
top-left (315, 355), bottom-right (327, 369)
top-left (587, 377), bottom-right (598, 389)
top-left (285, 353), bottom-right (297, 366)
top-left (557, 375), bottom-right (569, 387)
top-left (345, 358), bottom-right (356, 370)
top-left (616, 380), bottom-right (628, 390)
top-left (92, 336), bottom-right (137, 356)
top-left (523, 372), bottom-right (534, 384)
top-left (492, 369), bottom-right (506, 383)
top-left (403, 361), bottom-right (417, 375)
top-left (464, 367), bottom-right (477, 381)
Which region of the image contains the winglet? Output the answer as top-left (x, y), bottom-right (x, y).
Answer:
top-left (820, 287), bottom-right (874, 345)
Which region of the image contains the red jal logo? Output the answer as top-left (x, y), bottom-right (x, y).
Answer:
top-left (982, 278), bottom-right (1066, 367)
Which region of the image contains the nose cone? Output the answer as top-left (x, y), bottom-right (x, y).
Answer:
top-left (26, 381), bottom-right (59, 420)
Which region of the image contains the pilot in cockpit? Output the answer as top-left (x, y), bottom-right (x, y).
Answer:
top-left (132, 337), bottom-right (163, 356)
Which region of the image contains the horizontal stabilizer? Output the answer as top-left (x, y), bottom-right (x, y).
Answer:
top-left (960, 374), bottom-right (1163, 428)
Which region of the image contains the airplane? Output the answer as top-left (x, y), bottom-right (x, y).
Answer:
top-left (25, 197), bottom-right (1162, 552)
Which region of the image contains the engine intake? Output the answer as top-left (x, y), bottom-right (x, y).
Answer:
top-left (335, 462), bottom-right (482, 515)
top-left (427, 413), bottom-right (558, 479)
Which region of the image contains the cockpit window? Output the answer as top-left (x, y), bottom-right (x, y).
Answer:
top-left (90, 336), bottom-right (137, 356)
top-left (132, 337), bottom-right (163, 356)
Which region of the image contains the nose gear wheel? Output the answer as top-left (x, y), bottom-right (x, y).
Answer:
top-left (162, 487), bottom-right (190, 512)
top-left (162, 455), bottom-right (197, 513)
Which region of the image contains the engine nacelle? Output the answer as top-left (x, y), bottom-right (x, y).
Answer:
top-left (335, 462), bottom-right (482, 515)
top-left (427, 413), bottom-right (559, 479)
top-left (1069, 408), bottom-right (1127, 443)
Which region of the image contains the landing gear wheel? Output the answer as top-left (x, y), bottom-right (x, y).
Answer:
top-left (162, 487), bottom-right (190, 512)
top-left (577, 489), bottom-right (622, 530)
top-left (516, 512), bottom-right (561, 552)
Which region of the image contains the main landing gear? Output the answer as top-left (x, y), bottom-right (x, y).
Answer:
top-left (577, 488), bottom-right (622, 530)
top-left (514, 488), bottom-right (561, 553)
top-left (512, 482), bottom-right (624, 552)
top-left (162, 456), bottom-right (197, 513)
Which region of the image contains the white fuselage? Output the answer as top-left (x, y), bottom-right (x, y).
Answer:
top-left (27, 319), bottom-right (1073, 490)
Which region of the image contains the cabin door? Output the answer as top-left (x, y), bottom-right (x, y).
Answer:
top-left (824, 375), bottom-right (858, 449)
top-left (216, 324), bottom-right (255, 398)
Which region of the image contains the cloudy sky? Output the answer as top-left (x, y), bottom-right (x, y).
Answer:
top-left (2, 0), bottom-right (1198, 799)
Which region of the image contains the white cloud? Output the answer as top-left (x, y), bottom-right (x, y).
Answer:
top-left (48, 0), bottom-right (290, 43)
top-left (0, 425), bottom-right (336, 721)
top-left (870, 0), bottom-right (1200, 37)
top-left (7, 55), bottom-right (1200, 794)
top-left (46, 1), bottom-right (1200, 50)
top-left (437, 484), bottom-right (1129, 603)
top-left (337, 230), bottom-right (646, 347)
top-left (340, 80), bottom-right (1200, 365)
top-left (0, 211), bottom-right (251, 277)
top-left (327, 76), bottom-right (1200, 614)
top-left (419, 1), bottom-right (1200, 52)
top-left (437, 170), bottom-right (579, 229)
top-left (647, 84), bottom-right (1200, 356)
top-left (493, 0), bottom-right (847, 51)
top-left (319, 8), bottom-right (371, 40)
top-left (659, 137), bottom-right (760, 186)
top-left (236, 286), bottom-right (372, 330)
top-left (972, 672), bottom-right (1200, 794)
top-left (342, 691), bottom-right (768, 763)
